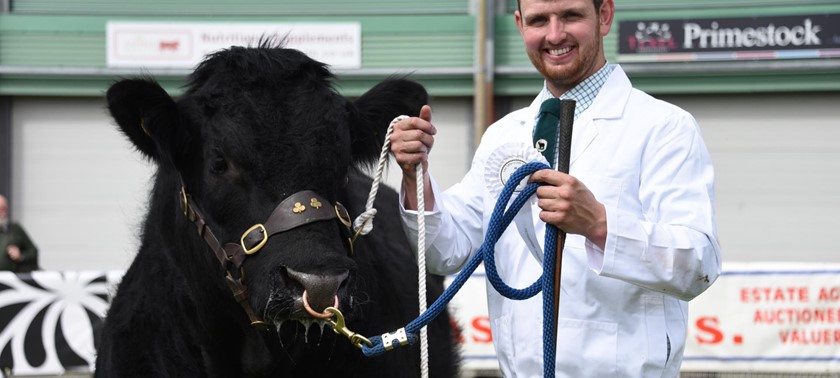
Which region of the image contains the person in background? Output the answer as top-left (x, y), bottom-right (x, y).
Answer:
top-left (389, 0), bottom-right (722, 376)
top-left (0, 194), bottom-right (39, 273)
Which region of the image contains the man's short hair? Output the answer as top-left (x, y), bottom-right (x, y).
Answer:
top-left (517, 0), bottom-right (605, 14)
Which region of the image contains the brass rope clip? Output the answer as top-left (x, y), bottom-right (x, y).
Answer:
top-left (325, 307), bottom-right (372, 349)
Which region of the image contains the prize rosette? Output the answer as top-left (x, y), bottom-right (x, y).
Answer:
top-left (483, 143), bottom-right (546, 199)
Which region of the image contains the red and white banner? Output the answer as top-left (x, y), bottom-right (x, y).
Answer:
top-left (449, 262), bottom-right (840, 374)
top-left (3, 263), bottom-right (839, 375)
top-left (444, 265), bottom-right (498, 371)
top-left (683, 262), bottom-right (840, 373)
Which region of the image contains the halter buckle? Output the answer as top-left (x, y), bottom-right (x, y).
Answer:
top-left (241, 224), bottom-right (268, 255)
top-left (179, 187), bottom-right (192, 220)
top-left (334, 202), bottom-right (355, 256)
top-left (334, 202), bottom-right (352, 229)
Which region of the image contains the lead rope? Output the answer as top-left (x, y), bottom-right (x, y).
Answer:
top-left (354, 119), bottom-right (559, 377)
top-left (415, 161), bottom-right (429, 378)
top-left (359, 161), bottom-right (559, 378)
top-left (353, 115), bottom-right (429, 378)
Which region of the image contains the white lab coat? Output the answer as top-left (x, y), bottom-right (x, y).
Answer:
top-left (400, 65), bottom-right (721, 377)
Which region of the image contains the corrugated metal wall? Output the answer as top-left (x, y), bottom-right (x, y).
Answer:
top-left (3, 0), bottom-right (840, 97)
top-left (10, 0), bottom-right (470, 15)
top-left (0, 15), bottom-right (476, 96)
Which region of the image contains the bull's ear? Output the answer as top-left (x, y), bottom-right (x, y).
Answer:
top-left (106, 78), bottom-right (179, 163)
top-left (350, 78), bottom-right (428, 164)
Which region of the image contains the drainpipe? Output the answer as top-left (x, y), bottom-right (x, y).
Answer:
top-left (473, 0), bottom-right (495, 151)
top-left (0, 97), bottom-right (10, 200)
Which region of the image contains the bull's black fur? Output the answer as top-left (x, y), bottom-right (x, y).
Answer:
top-left (95, 44), bottom-right (459, 377)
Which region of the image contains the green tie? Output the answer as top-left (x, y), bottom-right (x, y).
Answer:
top-left (533, 98), bottom-right (562, 167)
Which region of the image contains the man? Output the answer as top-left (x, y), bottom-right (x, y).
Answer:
top-left (0, 194), bottom-right (39, 273)
top-left (390, 0), bottom-right (722, 376)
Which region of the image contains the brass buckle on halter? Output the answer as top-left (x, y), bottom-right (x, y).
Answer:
top-left (334, 202), bottom-right (352, 229)
top-left (334, 202), bottom-right (355, 256)
top-left (179, 187), bottom-right (193, 220)
top-left (241, 224), bottom-right (268, 255)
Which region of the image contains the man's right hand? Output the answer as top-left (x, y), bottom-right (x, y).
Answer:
top-left (390, 105), bottom-right (436, 180)
top-left (390, 105), bottom-right (436, 210)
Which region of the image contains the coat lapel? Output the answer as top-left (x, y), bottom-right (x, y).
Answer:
top-left (569, 65), bottom-right (632, 167)
top-left (528, 66), bottom-right (633, 254)
top-left (569, 117), bottom-right (597, 167)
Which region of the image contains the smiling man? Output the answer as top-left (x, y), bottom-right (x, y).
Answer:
top-left (390, 0), bottom-right (722, 376)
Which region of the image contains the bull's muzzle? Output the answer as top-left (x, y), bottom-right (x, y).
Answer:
top-left (286, 268), bottom-right (349, 316)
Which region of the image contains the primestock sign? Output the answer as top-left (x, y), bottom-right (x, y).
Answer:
top-left (618, 14), bottom-right (840, 61)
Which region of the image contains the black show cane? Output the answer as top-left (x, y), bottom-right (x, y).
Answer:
top-left (550, 99), bottom-right (575, 340)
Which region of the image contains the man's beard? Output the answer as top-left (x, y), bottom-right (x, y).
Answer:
top-left (0, 216), bottom-right (8, 232)
top-left (528, 26), bottom-right (604, 94)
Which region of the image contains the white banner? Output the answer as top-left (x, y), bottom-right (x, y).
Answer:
top-left (444, 265), bottom-right (499, 371)
top-left (449, 262), bottom-right (840, 374)
top-left (683, 262), bottom-right (840, 373)
top-left (4, 263), bottom-right (839, 375)
top-left (106, 21), bottom-right (361, 69)
top-left (0, 271), bottom-right (122, 375)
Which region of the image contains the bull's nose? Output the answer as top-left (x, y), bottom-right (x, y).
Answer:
top-left (286, 268), bottom-right (349, 313)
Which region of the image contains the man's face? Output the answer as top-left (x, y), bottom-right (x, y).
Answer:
top-left (515, 0), bottom-right (614, 95)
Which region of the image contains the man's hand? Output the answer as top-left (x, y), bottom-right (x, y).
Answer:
top-left (530, 170), bottom-right (608, 250)
top-left (390, 105), bottom-right (436, 181)
top-left (6, 245), bottom-right (22, 262)
top-left (389, 105), bottom-right (436, 211)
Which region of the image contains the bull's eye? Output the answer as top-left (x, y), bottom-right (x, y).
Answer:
top-left (210, 156), bottom-right (228, 174)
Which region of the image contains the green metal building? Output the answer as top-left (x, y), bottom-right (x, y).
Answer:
top-left (1, 1), bottom-right (839, 375)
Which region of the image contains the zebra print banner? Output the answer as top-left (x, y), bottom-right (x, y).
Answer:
top-left (0, 271), bottom-right (123, 375)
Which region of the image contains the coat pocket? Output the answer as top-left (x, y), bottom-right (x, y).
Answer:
top-left (642, 293), bottom-right (669, 374)
top-left (555, 318), bottom-right (618, 376)
top-left (492, 314), bottom-right (516, 376)
top-left (641, 294), bottom-right (673, 370)
top-left (573, 173), bottom-right (624, 214)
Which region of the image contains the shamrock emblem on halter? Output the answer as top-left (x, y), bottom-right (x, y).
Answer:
top-left (310, 198), bottom-right (322, 209)
top-left (292, 202), bottom-right (306, 214)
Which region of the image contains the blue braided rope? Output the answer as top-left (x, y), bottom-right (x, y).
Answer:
top-left (362, 161), bottom-right (559, 378)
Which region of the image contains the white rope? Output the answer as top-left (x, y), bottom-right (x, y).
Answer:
top-left (415, 162), bottom-right (429, 378)
top-left (352, 116), bottom-right (407, 235)
top-left (353, 115), bottom-right (429, 378)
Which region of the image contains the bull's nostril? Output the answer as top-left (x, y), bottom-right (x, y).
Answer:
top-left (302, 291), bottom-right (338, 319)
top-left (286, 268), bottom-right (349, 315)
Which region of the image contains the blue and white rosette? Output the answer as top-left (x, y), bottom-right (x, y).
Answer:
top-left (484, 143), bottom-right (547, 199)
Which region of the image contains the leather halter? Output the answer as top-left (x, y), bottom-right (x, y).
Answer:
top-left (179, 186), bottom-right (354, 328)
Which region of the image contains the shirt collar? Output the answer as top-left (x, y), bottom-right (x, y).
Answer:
top-left (535, 63), bottom-right (616, 121)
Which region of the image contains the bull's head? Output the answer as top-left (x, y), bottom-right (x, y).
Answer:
top-left (106, 45), bottom-right (427, 337)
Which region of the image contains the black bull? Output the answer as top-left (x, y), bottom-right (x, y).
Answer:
top-left (94, 45), bottom-right (460, 377)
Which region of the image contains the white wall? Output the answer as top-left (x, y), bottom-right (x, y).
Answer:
top-left (381, 97), bottom-right (474, 192)
top-left (510, 92), bottom-right (840, 263)
top-left (12, 91), bottom-right (839, 271)
top-left (10, 96), bottom-right (473, 271)
top-left (11, 97), bottom-right (155, 271)
top-left (664, 93), bottom-right (840, 263)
